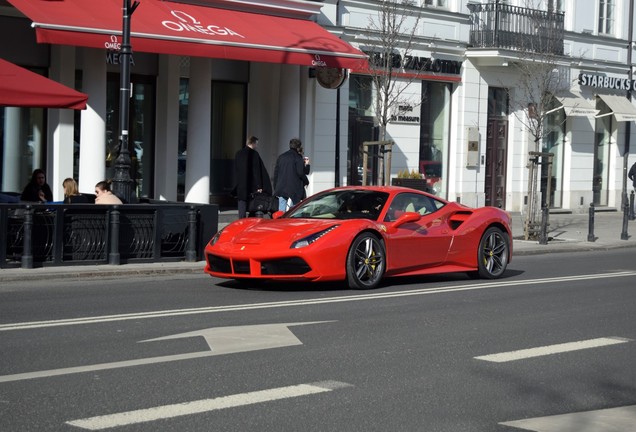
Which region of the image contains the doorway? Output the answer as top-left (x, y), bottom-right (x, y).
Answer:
top-left (485, 87), bottom-right (509, 208)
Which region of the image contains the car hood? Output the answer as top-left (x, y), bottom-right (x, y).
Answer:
top-left (227, 218), bottom-right (342, 245)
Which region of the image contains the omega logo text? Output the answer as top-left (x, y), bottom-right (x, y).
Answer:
top-left (162, 10), bottom-right (245, 38)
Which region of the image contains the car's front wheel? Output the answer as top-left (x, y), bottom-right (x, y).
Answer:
top-left (346, 232), bottom-right (385, 290)
top-left (476, 226), bottom-right (509, 279)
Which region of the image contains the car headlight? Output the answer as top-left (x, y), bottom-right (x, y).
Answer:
top-left (208, 227), bottom-right (225, 247)
top-left (291, 225), bottom-right (339, 249)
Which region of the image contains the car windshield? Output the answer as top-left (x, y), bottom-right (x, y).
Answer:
top-left (287, 190), bottom-right (389, 220)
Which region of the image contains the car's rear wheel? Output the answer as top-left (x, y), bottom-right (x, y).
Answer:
top-left (346, 232), bottom-right (385, 289)
top-left (476, 227), bottom-right (509, 279)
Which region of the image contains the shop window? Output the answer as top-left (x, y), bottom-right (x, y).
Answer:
top-left (210, 81), bottom-right (247, 204)
top-left (419, 82), bottom-right (451, 196)
top-left (543, 95), bottom-right (565, 208)
top-left (106, 73), bottom-right (156, 199)
top-left (0, 67), bottom-right (49, 193)
top-left (594, 98), bottom-right (612, 206)
top-left (348, 75), bottom-right (376, 186)
top-left (177, 78), bottom-right (189, 201)
top-left (0, 106), bottom-right (46, 193)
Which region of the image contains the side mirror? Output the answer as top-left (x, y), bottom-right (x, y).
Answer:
top-left (392, 211), bottom-right (421, 228)
top-left (272, 210), bottom-right (285, 219)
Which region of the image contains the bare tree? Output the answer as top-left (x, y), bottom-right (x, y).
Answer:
top-left (362, 0), bottom-right (427, 184)
top-left (498, 0), bottom-right (570, 238)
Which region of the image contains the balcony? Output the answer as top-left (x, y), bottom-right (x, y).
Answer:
top-left (467, 2), bottom-right (564, 56)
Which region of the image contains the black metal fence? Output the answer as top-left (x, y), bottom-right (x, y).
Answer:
top-left (468, 2), bottom-right (564, 55)
top-left (0, 203), bottom-right (218, 268)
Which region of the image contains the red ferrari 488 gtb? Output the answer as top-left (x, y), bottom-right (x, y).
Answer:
top-left (204, 186), bottom-right (512, 289)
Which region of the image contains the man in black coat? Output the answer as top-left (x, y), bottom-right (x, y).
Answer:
top-left (629, 161), bottom-right (636, 191)
top-left (273, 138), bottom-right (309, 211)
top-left (233, 136), bottom-right (272, 218)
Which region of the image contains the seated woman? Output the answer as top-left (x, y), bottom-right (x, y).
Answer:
top-left (63, 178), bottom-right (94, 203)
top-left (94, 180), bottom-right (123, 205)
top-left (21, 169), bottom-right (53, 203)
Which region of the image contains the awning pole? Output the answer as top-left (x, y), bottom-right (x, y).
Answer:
top-left (112, 0), bottom-right (139, 204)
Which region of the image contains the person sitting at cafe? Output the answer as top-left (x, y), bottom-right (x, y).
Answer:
top-left (94, 180), bottom-right (123, 205)
top-left (63, 178), bottom-right (94, 203)
top-left (21, 169), bottom-right (53, 203)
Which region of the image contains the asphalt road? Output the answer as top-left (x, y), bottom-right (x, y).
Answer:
top-left (1, 249), bottom-right (635, 432)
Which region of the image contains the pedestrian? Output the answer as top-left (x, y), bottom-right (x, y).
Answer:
top-left (233, 136), bottom-right (272, 218)
top-left (273, 138), bottom-right (309, 211)
top-left (629, 161), bottom-right (636, 191)
top-left (94, 180), bottom-right (123, 205)
top-left (63, 178), bottom-right (93, 203)
top-left (21, 168), bottom-right (53, 203)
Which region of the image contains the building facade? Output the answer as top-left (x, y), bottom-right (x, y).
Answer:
top-left (1, 0), bottom-right (636, 215)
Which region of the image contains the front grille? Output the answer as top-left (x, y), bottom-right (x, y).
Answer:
top-left (233, 260), bottom-right (250, 274)
top-left (207, 254), bottom-right (231, 273)
top-left (261, 257), bottom-right (311, 275)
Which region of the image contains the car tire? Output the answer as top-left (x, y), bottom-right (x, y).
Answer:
top-left (346, 232), bottom-right (385, 290)
top-left (476, 226), bottom-right (509, 279)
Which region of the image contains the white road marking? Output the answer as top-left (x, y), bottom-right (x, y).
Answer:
top-left (0, 322), bottom-right (331, 383)
top-left (500, 405), bottom-right (636, 431)
top-left (1, 271), bottom-right (634, 332)
top-left (475, 337), bottom-right (631, 363)
top-left (66, 381), bottom-right (352, 430)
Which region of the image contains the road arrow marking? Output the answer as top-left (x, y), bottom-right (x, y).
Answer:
top-left (500, 405), bottom-right (636, 431)
top-left (475, 337), bottom-right (631, 363)
top-left (0, 321), bottom-right (333, 384)
top-left (66, 381), bottom-right (353, 430)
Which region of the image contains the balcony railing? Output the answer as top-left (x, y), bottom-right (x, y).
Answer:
top-left (468, 2), bottom-right (564, 56)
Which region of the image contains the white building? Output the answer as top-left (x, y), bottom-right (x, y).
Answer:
top-left (1, 0), bottom-right (635, 215)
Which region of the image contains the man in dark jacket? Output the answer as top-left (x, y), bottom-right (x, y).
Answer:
top-left (629, 161), bottom-right (636, 191)
top-left (233, 136), bottom-right (272, 218)
top-left (273, 138), bottom-right (309, 211)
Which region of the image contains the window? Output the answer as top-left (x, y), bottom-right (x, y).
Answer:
top-left (419, 82), bottom-right (451, 196)
top-left (424, 0), bottom-right (447, 7)
top-left (598, 0), bottom-right (615, 35)
top-left (548, 0), bottom-right (564, 12)
top-left (106, 73), bottom-right (156, 199)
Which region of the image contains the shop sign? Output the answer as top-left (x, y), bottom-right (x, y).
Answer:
top-left (162, 10), bottom-right (244, 39)
top-left (390, 104), bottom-right (420, 124)
top-left (106, 50), bottom-right (135, 66)
top-left (578, 72), bottom-right (636, 91)
top-left (366, 51), bottom-right (462, 75)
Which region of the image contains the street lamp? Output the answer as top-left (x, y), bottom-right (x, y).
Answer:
top-left (111, 0), bottom-right (140, 204)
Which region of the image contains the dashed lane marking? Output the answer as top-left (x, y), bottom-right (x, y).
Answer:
top-left (66, 381), bottom-right (353, 430)
top-left (500, 405), bottom-right (636, 431)
top-left (475, 337), bottom-right (631, 363)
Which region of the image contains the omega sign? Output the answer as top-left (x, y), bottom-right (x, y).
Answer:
top-left (162, 10), bottom-right (245, 38)
top-left (579, 72), bottom-right (636, 91)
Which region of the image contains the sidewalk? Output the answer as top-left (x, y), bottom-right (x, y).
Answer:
top-left (1, 210), bottom-right (635, 283)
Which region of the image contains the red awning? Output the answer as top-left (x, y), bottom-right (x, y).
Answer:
top-left (8, 0), bottom-right (367, 70)
top-left (0, 58), bottom-right (88, 110)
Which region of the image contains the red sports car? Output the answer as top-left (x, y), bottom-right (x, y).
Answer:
top-left (204, 186), bottom-right (512, 289)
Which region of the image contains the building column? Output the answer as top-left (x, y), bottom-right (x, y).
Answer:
top-left (154, 55), bottom-right (180, 201)
top-left (184, 57), bottom-right (211, 204)
top-left (277, 65), bottom-right (301, 155)
top-left (2, 108), bottom-right (23, 191)
top-left (48, 45), bottom-right (77, 200)
top-left (78, 49), bottom-right (107, 194)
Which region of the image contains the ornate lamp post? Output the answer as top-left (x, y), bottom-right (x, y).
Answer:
top-left (111, 0), bottom-right (140, 204)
